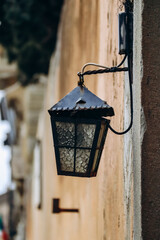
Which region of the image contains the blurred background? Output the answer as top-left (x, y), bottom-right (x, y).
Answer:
top-left (0, 1), bottom-right (63, 239)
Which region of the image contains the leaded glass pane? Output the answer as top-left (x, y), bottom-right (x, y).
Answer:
top-left (97, 121), bottom-right (106, 148)
top-left (91, 120), bottom-right (107, 173)
top-left (75, 149), bottom-right (91, 173)
top-left (91, 150), bottom-right (99, 172)
top-left (76, 124), bottom-right (96, 148)
top-left (56, 122), bottom-right (75, 147)
top-left (59, 148), bottom-right (74, 171)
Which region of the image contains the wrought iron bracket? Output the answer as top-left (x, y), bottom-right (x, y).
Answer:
top-left (76, 6), bottom-right (133, 136)
top-left (52, 198), bottom-right (79, 214)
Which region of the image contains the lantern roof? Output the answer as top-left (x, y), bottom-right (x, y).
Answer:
top-left (48, 86), bottom-right (114, 117)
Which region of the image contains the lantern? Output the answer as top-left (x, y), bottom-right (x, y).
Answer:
top-left (48, 86), bottom-right (114, 177)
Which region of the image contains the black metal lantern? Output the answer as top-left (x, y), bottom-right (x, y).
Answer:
top-left (48, 6), bottom-right (133, 178)
top-left (48, 86), bottom-right (114, 177)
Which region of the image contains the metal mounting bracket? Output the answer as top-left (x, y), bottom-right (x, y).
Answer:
top-left (52, 198), bottom-right (79, 214)
top-left (118, 12), bottom-right (133, 55)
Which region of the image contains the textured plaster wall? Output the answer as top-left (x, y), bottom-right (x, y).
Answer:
top-left (132, 0), bottom-right (143, 239)
top-left (141, 0), bottom-right (160, 239)
top-left (27, 1), bottom-right (134, 240)
top-left (124, 68), bottom-right (134, 240)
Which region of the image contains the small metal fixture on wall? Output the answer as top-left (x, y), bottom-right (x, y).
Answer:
top-left (52, 198), bottom-right (79, 214)
top-left (48, 2), bottom-right (133, 178)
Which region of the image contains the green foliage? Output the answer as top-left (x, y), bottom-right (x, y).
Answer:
top-left (0, 0), bottom-right (63, 85)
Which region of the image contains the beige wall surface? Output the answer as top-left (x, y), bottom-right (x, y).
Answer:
top-left (27, 1), bottom-right (133, 240)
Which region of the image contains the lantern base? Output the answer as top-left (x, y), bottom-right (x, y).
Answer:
top-left (57, 171), bottom-right (97, 178)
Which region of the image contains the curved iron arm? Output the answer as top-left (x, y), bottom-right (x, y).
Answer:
top-left (77, 3), bottom-right (133, 135)
top-left (77, 53), bottom-right (133, 135)
top-left (108, 53), bottom-right (133, 135)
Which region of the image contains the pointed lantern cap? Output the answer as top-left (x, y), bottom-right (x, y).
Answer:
top-left (48, 86), bottom-right (114, 118)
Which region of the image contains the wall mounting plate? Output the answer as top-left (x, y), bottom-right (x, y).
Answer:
top-left (118, 12), bottom-right (133, 55)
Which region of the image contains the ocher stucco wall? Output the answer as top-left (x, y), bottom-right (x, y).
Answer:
top-left (27, 1), bottom-right (133, 239)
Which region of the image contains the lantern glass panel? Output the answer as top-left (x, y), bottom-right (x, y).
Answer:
top-left (96, 122), bottom-right (106, 148)
top-left (51, 117), bottom-right (109, 177)
top-left (59, 148), bottom-right (74, 171)
top-left (91, 120), bottom-right (106, 173)
top-left (56, 122), bottom-right (75, 147)
top-left (75, 149), bottom-right (91, 173)
top-left (91, 150), bottom-right (99, 173)
top-left (76, 124), bottom-right (96, 148)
